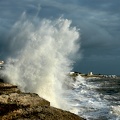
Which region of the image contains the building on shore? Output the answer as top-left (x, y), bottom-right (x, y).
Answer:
top-left (0, 61), bottom-right (4, 69)
top-left (0, 61), bottom-right (4, 65)
top-left (88, 72), bottom-right (93, 76)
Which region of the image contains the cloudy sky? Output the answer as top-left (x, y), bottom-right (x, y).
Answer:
top-left (0, 0), bottom-right (120, 75)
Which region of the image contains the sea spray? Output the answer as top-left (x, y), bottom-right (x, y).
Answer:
top-left (2, 15), bottom-right (80, 109)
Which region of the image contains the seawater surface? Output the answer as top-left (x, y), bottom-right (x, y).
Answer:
top-left (65, 75), bottom-right (120, 120)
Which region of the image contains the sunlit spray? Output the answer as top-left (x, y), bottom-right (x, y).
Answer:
top-left (2, 14), bottom-right (80, 109)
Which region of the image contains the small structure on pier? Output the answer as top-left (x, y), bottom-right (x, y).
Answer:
top-left (88, 72), bottom-right (93, 76)
top-left (0, 61), bottom-right (4, 65)
top-left (0, 61), bottom-right (4, 69)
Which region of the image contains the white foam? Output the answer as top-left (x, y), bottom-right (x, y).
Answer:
top-left (2, 14), bottom-right (80, 110)
top-left (63, 75), bottom-right (113, 119)
top-left (111, 105), bottom-right (120, 116)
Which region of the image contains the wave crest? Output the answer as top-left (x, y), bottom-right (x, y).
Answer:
top-left (2, 15), bottom-right (80, 109)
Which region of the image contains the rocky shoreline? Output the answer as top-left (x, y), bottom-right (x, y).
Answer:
top-left (0, 79), bottom-right (85, 120)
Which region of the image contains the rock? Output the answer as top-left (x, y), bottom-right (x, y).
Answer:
top-left (0, 79), bottom-right (4, 83)
top-left (0, 80), bottom-right (85, 120)
top-left (0, 82), bottom-right (21, 94)
top-left (0, 93), bottom-right (50, 107)
top-left (0, 106), bottom-right (85, 120)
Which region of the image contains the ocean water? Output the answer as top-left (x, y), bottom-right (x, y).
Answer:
top-left (65, 75), bottom-right (120, 120)
top-left (1, 15), bottom-right (120, 120)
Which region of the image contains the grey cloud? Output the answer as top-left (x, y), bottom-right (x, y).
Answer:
top-left (0, 0), bottom-right (120, 74)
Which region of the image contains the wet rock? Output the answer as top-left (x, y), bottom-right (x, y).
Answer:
top-left (0, 82), bottom-right (21, 94)
top-left (0, 81), bottom-right (85, 120)
top-left (1, 105), bottom-right (85, 120)
top-left (0, 93), bottom-right (50, 107)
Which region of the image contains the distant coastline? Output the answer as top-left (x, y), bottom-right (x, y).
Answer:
top-left (69, 71), bottom-right (120, 79)
top-left (0, 60), bottom-right (119, 80)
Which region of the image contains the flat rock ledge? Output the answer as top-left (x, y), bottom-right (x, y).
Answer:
top-left (0, 82), bottom-right (85, 120)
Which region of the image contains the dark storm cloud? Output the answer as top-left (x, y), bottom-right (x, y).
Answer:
top-left (46, 0), bottom-right (120, 74)
top-left (0, 0), bottom-right (120, 74)
top-left (0, 0), bottom-right (40, 58)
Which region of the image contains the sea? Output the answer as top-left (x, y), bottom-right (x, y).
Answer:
top-left (64, 75), bottom-right (120, 120)
top-left (0, 15), bottom-right (120, 120)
